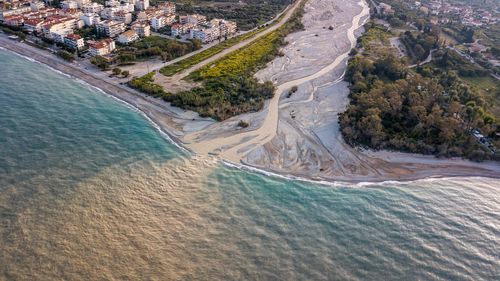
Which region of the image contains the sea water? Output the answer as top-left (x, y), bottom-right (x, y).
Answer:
top-left (0, 49), bottom-right (499, 280)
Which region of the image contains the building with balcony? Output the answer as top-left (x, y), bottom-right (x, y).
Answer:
top-left (117, 29), bottom-right (138, 44)
top-left (64, 33), bottom-right (84, 49)
top-left (96, 19), bottom-right (125, 37)
top-left (88, 38), bottom-right (115, 56)
top-left (131, 21), bottom-right (150, 37)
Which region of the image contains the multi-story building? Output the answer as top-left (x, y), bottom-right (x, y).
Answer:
top-left (100, 7), bottom-right (117, 19)
top-left (96, 19), bottom-right (125, 37)
top-left (30, 1), bottom-right (45, 11)
top-left (3, 15), bottom-right (24, 26)
top-left (158, 1), bottom-right (175, 14)
top-left (171, 22), bottom-right (194, 36)
top-left (80, 13), bottom-right (100, 26)
top-left (190, 26), bottom-right (219, 43)
top-left (144, 7), bottom-right (162, 20)
top-left (74, 0), bottom-right (90, 8)
top-left (64, 33), bottom-right (84, 49)
top-left (119, 3), bottom-right (134, 13)
top-left (207, 18), bottom-right (237, 38)
top-left (113, 10), bottom-right (131, 24)
top-left (179, 14), bottom-right (206, 25)
top-left (60, 8), bottom-right (83, 19)
top-left (88, 38), bottom-right (115, 56)
top-left (23, 18), bottom-right (45, 32)
top-left (150, 15), bottom-right (165, 30)
top-left (42, 17), bottom-right (77, 42)
top-left (0, 6), bottom-right (31, 21)
top-left (105, 0), bottom-right (119, 7)
top-left (23, 7), bottom-right (58, 19)
top-left (131, 21), bottom-right (150, 37)
top-left (164, 13), bottom-right (175, 25)
top-left (117, 29), bottom-right (138, 44)
top-left (60, 0), bottom-right (78, 9)
top-left (219, 19), bottom-right (237, 36)
top-left (81, 3), bottom-right (104, 14)
top-left (134, 0), bottom-right (148, 11)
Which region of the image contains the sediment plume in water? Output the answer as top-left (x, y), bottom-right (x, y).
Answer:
top-left (1, 156), bottom-right (222, 280)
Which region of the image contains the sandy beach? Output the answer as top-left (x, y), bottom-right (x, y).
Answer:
top-left (1, 0), bottom-right (499, 183)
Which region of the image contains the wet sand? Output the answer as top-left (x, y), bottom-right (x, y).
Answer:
top-left (1, 0), bottom-right (499, 183)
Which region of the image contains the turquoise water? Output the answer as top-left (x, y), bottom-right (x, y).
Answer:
top-left (0, 49), bottom-right (499, 280)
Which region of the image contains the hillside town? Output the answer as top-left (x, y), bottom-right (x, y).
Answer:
top-left (375, 0), bottom-right (499, 27)
top-left (0, 0), bottom-right (237, 57)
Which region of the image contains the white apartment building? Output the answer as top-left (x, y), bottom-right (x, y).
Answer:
top-left (81, 3), bottom-right (104, 14)
top-left (120, 3), bottom-right (134, 12)
top-left (96, 20), bottom-right (125, 37)
top-left (60, 0), bottom-right (78, 9)
top-left (74, 0), bottom-right (90, 8)
top-left (117, 29), bottom-right (138, 44)
top-left (88, 38), bottom-right (115, 56)
top-left (164, 13), bottom-right (175, 25)
top-left (171, 22), bottom-right (194, 36)
top-left (190, 26), bottom-right (219, 43)
top-left (80, 13), bottom-right (100, 26)
top-left (179, 14), bottom-right (206, 25)
top-left (0, 6), bottom-right (32, 21)
top-left (208, 18), bottom-right (237, 37)
top-left (150, 15), bottom-right (165, 30)
top-left (30, 1), bottom-right (46, 11)
top-left (100, 7), bottom-right (117, 19)
top-left (42, 17), bottom-right (77, 42)
top-left (158, 1), bottom-right (175, 14)
top-left (23, 18), bottom-right (45, 32)
top-left (113, 11), bottom-right (131, 24)
top-left (135, 0), bottom-right (149, 11)
top-left (131, 21), bottom-right (150, 37)
top-left (105, 0), bottom-right (120, 7)
top-left (64, 33), bottom-right (85, 49)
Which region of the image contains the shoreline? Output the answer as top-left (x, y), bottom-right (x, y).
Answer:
top-left (1, 5), bottom-right (500, 184)
top-left (2, 42), bottom-right (499, 184)
top-left (0, 38), bottom-right (193, 153)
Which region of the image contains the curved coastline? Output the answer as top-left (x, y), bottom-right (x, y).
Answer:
top-left (1, 45), bottom-right (499, 185)
top-left (1, 0), bottom-right (499, 184)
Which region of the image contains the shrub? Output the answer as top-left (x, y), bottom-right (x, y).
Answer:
top-left (238, 120), bottom-right (249, 128)
top-left (112, 67), bottom-right (122, 76)
top-left (56, 50), bottom-right (75, 62)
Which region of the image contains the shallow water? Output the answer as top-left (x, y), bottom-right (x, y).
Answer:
top-left (0, 50), bottom-right (499, 280)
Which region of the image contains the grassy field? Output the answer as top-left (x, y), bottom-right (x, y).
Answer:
top-left (130, 0), bottom-right (306, 121)
top-left (190, 28), bottom-right (284, 80)
top-left (462, 75), bottom-right (500, 119)
top-left (158, 5), bottom-right (292, 77)
top-left (159, 28), bottom-right (264, 76)
top-left (188, 0), bottom-right (304, 81)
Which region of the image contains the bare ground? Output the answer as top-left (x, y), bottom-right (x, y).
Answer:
top-left (2, 0), bottom-right (499, 183)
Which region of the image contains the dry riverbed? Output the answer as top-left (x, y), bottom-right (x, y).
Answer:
top-left (2, 0), bottom-right (499, 182)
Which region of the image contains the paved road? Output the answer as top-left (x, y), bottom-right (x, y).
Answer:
top-left (123, 1), bottom-right (300, 78)
top-left (152, 0), bottom-right (305, 92)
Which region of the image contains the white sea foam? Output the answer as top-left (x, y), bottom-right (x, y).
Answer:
top-left (4, 47), bottom-right (190, 154)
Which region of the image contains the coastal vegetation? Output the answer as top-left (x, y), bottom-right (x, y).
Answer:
top-left (159, 25), bottom-right (270, 76)
top-left (116, 36), bottom-right (202, 63)
top-left (188, 6), bottom-right (303, 81)
top-left (340, 22), bottom-right (499, 161)
top-left (400, 30), bottom-right (439, 63)
top-left (56, 50), bottom-right (75, 62)
top-left (131, 0), bottom-right (306, 120)
top-left (91, 55), bottom-right (111, 70)
top-left (0, 24), bottom-right (26, 40)
top-left (130, 72), bottom-right (275, 120)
